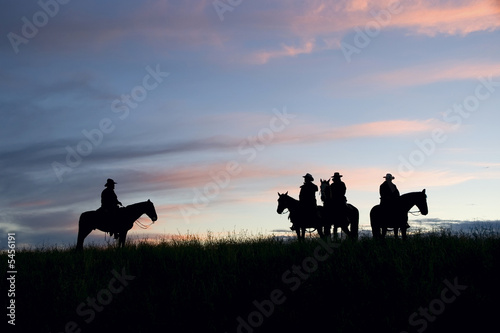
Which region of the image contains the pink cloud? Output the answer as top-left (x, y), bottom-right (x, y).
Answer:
top-left (249, 39), bottom-right (316, 64)
top-left (396, 169), bottom-right (476, 187)
top-left (276, 118), bottom-right (454, 145)
top-left (240, 0), bottom-right (500, 63)
top-left (27, 1), bottom-right (499, 63)
top-left (391, 0), bottom-right (500, 36)
top-left (345, 61), bottom-right (500, 88)
top-left (307, 0), bottom-right (500, 36)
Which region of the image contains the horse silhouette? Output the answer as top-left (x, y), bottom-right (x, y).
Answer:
top-left (319, 179), bottom-right (359, 240)
top-left (370, 190), bottom-right (428, 240)
top-left (76, 200), bottom-right (157, 250)
top-left (277, 192), bottom-right (333, 240)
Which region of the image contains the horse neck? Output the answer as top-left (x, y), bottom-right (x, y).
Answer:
top-left (400, 192), bottom-right (421, 212)
top-left (125, 202), bottom-right (147, 220)
top-left (320, 184), bottom-right (330, 201)
top-left (285, 195), bottom-right (300, 212)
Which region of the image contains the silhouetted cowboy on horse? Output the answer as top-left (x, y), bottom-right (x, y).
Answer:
top-left (319, 172), bottom-right (357, 239)
top-left (101, 179), bottom-right (122, 210)
top-left (379, 173), bottom-right (409, 229)
top-left (298, 173), bottom-right (319, 225)
top-left (330, 172), bottom-right (348, 223)
top-left (76, 179), bottom-right (157, 250)
top-left (98, 179), bottom-right (123, 239)
top-left (278, 172), bottom-right (359, 241)
top-left (276, 173), bottom-right (325, 240)
top-left (380, 173), bottom-right (399, 206)
top-left (371, 173), bottom-right (428, 239)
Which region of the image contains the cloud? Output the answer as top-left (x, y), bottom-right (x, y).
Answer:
top-left (0, 115), bottom-right (447, 201)
top-left (248, 39), bottom-right (316, 64)
top-left (391, 0), bottom-right (500, 36)
top-left (4, 1), bottom-right (498, 63)
top-left (0, 111), bottom-right (486, 248)
top-left (396, 169), bottom-right (476, 187)
top-left (271, 118), bottom-right (455, 146)
top-left (237, 0), bottom-right (500, 64)
top-left (410, 218), bottom-right (500, 233)
top-left (350, 61), bottom-right (500, 88)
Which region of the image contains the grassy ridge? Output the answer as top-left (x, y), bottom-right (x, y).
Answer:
top-left (2, 230), bottom-right (500, 332)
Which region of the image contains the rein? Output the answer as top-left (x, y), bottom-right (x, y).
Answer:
top-left (135, 219), bottom-right (154, 229)
top-left (279, 208), bottom-right (289, 215)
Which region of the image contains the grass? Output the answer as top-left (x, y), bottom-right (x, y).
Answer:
top-left (2, 229), bottom-right (499, 332)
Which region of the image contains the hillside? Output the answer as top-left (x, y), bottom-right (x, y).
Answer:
top-left (2, 230), bottom-right (499, 333)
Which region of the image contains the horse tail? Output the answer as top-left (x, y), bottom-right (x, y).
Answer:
top-left (78, 211), bottom-right (92, 228)
top-left (348, 204), bottom-right (359, 239)
top-left (370, 205), bottom-right (382, 238)
top-left (76, 211), bottom-right (94, 251)
top-left (78, 212), bottom-right (84, 226)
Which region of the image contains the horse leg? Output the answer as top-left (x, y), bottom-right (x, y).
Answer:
top-left (118, 231), bottom-right (128, 248)
top-left (394, 228), bottom-right (399, 239)
top-left (295, 226), bottom-right (305, 241)
top-left (381, 227), bottom-right (387, 238)
top-left (370, 217), bottom-right (382, 239)
top-left (401, 216), bottom-right (408, 240)
top-left (349, 207), bottom-right (359, 240)
top-left (76, 228), bottom-right (91, 251)
top-left (324, 224), bottom-right (332, 239)
top-left (317, 223), bottom-right (325, 238)
top-left (337, 214), bottom-right (351, 239)
top-left (341, 226), bottom-right (351, 239)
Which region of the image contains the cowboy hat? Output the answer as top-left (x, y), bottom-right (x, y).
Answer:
top-left (104, 178), bottom-right (117, 187)
top-left (383, 173), bottom-right (395, 180)
top-left (303, 173), bottom-right (314, 181)
top-left (332, 172), bottom-right (343, 178)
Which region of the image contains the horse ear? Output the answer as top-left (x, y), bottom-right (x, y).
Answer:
top-left (422, 189), bottom-right (426, 194)
top-left (285, 191), bottom-right (288, 195)
top-left (277, 192), bottom-right (280, 196)
top-left (148, 199), bottom-right (151, 202)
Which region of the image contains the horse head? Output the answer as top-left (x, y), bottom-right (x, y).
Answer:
top-left (277, 191), bottom-right (289, 214)
top-left (416, 189), bottom-right (428, 215)
top-left (319, 178), bottom-right (330, 188)
top-left (319, 178), bottom-right (331, 202)
top-left (145, 199), bottom-right (158, 222)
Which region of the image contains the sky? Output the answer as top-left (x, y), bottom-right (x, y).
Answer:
top-left (1, 0), bottom-right (500, 249)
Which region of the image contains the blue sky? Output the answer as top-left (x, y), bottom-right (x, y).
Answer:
top-left (1, 0), bottom-right (500, 248)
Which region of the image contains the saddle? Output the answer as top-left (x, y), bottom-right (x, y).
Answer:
top-left (380, 204), bottom-right (409, 228)
top-left (96, 207), bottom-right (123, 239)
top-left (96, 207), bottom-right (122, 217)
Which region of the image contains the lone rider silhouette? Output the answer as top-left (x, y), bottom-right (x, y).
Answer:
top-left (101, 178), bottom-right (122, 238)
top-left (299, 173), bottom-right (319, 224)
